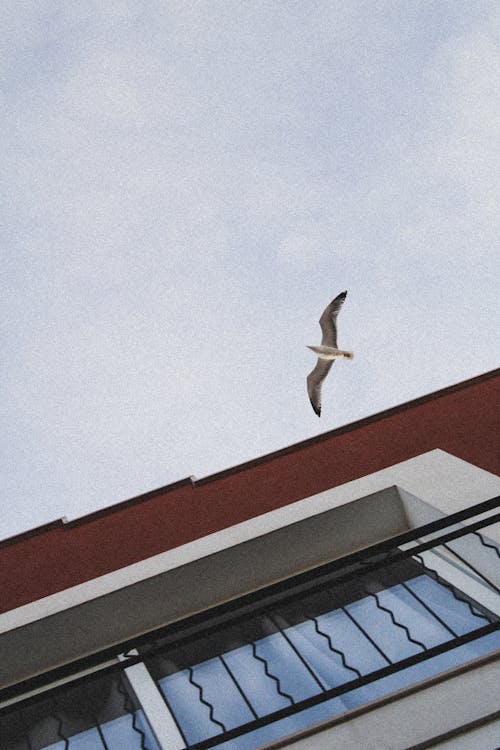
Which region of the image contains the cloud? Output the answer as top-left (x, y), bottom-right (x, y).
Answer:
top-left (1, 2), bottom-right (499, 536)
top-left (369, 9), bottom-right (500, 261)
top-left (423, 18), bottom-right (500, 223)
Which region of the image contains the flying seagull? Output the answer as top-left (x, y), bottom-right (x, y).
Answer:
top-left (306, 291), bottom-right (353, 417)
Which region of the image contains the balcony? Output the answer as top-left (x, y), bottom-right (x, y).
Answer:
top-left (1, 497), bottom-right (499, 750)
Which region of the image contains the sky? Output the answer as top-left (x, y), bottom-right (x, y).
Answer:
top-left (2, 1), bottom-right (499, 540)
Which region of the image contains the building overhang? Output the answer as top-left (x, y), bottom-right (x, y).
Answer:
top-left (1, 449), bottom-right (499, 691)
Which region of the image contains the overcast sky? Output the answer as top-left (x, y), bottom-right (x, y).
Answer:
top-left (2, 1), bottom-right (499, 539)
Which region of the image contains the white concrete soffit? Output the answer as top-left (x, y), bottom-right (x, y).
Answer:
top-left (2, 449), bottom-right (499, 635)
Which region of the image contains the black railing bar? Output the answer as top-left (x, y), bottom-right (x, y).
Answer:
top-left (148, 511), bottom-right (500, 644)
top-left (250, 641), bottom-right (295, 705)
top-left (361, 512), bottom-right (500, 573)
top-left (138, 500), bottom-right (500, 642)
top-left (472, 530), bottom-right (500, 558)
top-left (3, 505), bottom-right (498, 709)
top-left (400, 582), bottom-right (458, 638)
top-left (52, 696), bottom-right (70, 750)
top-left (412, 553), bottom-right (491, 622)
top-left (3, 518), bottom-right (496, 712)
top-left (94, 716), bottom-right (111, 750)
top-left (187, 622), bottom-right (500, 750)
top-left (0, 658), bottom-right (128, 712)
top-left (114, 512), bottom-right (500, 669)
top-left (140, 511), bottom-right (500, 656)
top-left (338, 495), bottom-right (500, 554)
top-left (304, 613), bottom-right (362, 678)
top-left (218, 655), bottom-right (259, 720)
top-left (364, 590), bottom-right (427, 651)
top-left (2, 611), bottom-right (498, 733)
top-left (345, 494), bottom-right (499, 558)
top-left (4, 499), bottom-right (498, 705)
top-left (332, 598), bottom-right (392, 666)
top-left (441, 542), bottom-right (500, 594)
top-left (267, 614), bottom-right (327, 693)
top-left (2, 519), bottom-right (496, 715)
top-left (186, 666), bottom-right (227, 733)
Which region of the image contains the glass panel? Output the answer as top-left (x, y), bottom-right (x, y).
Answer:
top-left (158, 656), bottom-right (256, 746)
top-left (223, 644), bottom-right (291, 715)
top-left (211, 630), bottom-right (500, 750)
top-left (312, 607), bottom-right (388, 674)
top-left (146, 562), bottom-right (498, 749)
top-left (61, 727), bottom-right (101, 749)
top-left (248, 630), bottom-right (323, 700)
top-left (405, 575), bottom-right (489, 635)
top-left (2, 547), bottom-right (497, 750)
top-left (278, 617), bottom-right (362, 689)
top-left (0, 673), bottom-right (159, 750)
top-left (100, 710), bottom-right (161, 750)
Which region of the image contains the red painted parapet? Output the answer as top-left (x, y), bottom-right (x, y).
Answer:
top-left (1, 369), bottom-right (499, 614)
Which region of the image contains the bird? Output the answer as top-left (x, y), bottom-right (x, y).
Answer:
top-left (306, 291), bottom-right (353, 417)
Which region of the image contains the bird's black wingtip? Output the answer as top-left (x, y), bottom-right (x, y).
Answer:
top-left (308, 398), bottom-right (321, 417)
top-left (333, 290), bottom-right (347, 303)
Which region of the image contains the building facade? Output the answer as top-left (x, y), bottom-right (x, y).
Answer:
top-left (1, 369), bottom-right (499, 749)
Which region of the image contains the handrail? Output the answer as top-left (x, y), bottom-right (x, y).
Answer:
top-left (1, 497), bottom-right (498, 717)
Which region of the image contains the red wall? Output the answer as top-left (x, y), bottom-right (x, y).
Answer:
top-left (1, 370), bottom-right (499, 614)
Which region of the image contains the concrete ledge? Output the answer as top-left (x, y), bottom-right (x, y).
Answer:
top-left (263, 653), bottom-right (500, 750)
top-left (0, 450), bottom-right (498, 689)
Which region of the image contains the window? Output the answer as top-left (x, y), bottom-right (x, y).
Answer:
top-left (1, 500), bottom-right (498, 750)
top-left (145, 555), bottom-right (498, 749)
top-left (0, 671), bottom-right (160, 750)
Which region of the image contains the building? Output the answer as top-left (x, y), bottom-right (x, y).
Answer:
top-left (1, 369), bottom-right (499, 750)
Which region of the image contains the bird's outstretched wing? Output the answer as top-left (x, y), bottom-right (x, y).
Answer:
top-left (319, 290), bottom-right (347, 348)
top-left (307, 358), bottom-right (334, 417)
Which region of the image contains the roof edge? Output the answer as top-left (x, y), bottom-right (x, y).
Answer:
top-left (2, 367), bottom-right (498, 548)
top-left (0, 476), bottom-right (196, 549)
top-left (195, 367), bottom-right (500, 484)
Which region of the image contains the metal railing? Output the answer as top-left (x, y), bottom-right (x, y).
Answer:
top-left (1, 497), bottom-right (499, 750)
top-left (0, 670), bottom-right (158, 750)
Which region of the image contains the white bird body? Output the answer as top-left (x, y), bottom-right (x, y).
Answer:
top-left (306, 290), bottom-right (353, 416)
top-left (306, 345), bottom-right (354, 360)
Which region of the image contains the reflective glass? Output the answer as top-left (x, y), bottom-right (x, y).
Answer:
top-left (0, 673), bottom-right (159, 750)
top-left (2, 552), bottom-right (497, 750)
top-left (150, 566), bottom-right (498, 750)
